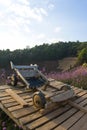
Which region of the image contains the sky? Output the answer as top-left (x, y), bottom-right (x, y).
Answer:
top-left (0, 0), bottom-right (87, 50)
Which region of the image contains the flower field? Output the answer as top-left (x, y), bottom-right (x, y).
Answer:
top-left (47, 66), bottom-right (87, 90)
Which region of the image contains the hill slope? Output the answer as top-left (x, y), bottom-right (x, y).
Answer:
top-left (58, 57), bottom-right (77, 72)
top-left (37, 57), bottom-right (77, 72)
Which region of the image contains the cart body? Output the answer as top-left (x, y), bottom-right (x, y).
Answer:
top-left (9, 61), bottom-right (75, 109)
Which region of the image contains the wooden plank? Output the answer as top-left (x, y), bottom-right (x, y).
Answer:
top-left (50, 81), bottom-right (65, 86)
top-left (49, 81), bottom-right (66, 89)
top-left (0, 102), bottom-right (27, 130)
top-left (8, 105), bottom-right (24, 112)
top-left (36, 96), bottom-right (87, 130)
top-left (74, 89), bottom-right (86, 95)
top-left (70, 91), bottom-right (87, 104)
top-left (5, 89), bottom-right (29, 107)
top-left (76, 91), bottom-right (87, 97)
top-left (54, 111), bottom-right (84, 130)
top-left (0, 96), bottom-right (12, 101)
top-left (2, 99), bottom-right (15, 104)
top-left (38, 87), bottom-right (65, 98)
top-left (19, 105), bottom-right (60, 125)
top-left (69, 114), bottom-right (87, 130)
top-left (0, 84), bottom-right (87, 130)
top-left (27, 107), bottom-right (77, 130)
top-left (79, 123), bottom-right (87, 130)
top-left (1, 95), bottom-right (33, 112)
top-left (76, 116), bottom-right (87, 130)
top-left (0, 88), bottom-right (33, 98)
top-left (48, 78), bottom-right (55, 82)
top-left (68, 100), bottom-right (87, 113)
top-left (12, 106), bottom-right (39, 119)
top-left (3, 97), bottom-right (33, 109)
top-left (74, 93), bottom-right (87, 103)
top-left (51, 90), bottom-right (74, 102)
top-left (8, 99), bottom-right (58, 113)
top-left (0, 92), bottom-right (9, 97)
top-left (4, 102), bottom-right (19, 108)
top-left (0, 85), bottom-right (10, 90)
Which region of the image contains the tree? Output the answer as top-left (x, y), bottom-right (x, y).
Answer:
top-left (77, 48), bottom-right (87, 65)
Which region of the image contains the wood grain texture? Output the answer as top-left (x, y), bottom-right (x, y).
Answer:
top-left (5, 89), bottom-right (29, 107)
top-left (0, 80), bottom-right (87, 130)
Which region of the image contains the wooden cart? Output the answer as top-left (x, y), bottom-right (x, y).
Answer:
top-left (8, 61), bottom-right (75, 109)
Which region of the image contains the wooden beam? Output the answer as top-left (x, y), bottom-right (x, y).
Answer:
top-left (5, 89), bottom-right (29, 108)
top-left (68, 100), bottom-right (87, 113)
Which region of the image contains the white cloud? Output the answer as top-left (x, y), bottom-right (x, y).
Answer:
top-left (48, 3), bottom-right (54, 10)
top-left (17, 0), bottom-right (29, 5)
top-left (50, 38), bottom-right (63, 43)
top-left (37, 34), bottom-right (45, 39)
top-left (54, 27), bottom-right (61, 33)
top-left (0, 0), bottom-right (48, 32)
top-left (0, 33), bottom-right (24, 50)
top-left (0, 0), bottom-right (11, 7)
top-left (8, 2), bottom-right (48, 22)
top-left (0, 0), bottom-right (55, 50)
top-left (23, 25), bottom-right (31, 33)
top-left (39, 8), bottom-right (48, 16)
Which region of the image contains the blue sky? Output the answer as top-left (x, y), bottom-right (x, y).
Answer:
top-left (0, 0), bottom-right (87, 50)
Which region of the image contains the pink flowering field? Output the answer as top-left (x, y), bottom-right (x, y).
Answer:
top-left (46, 66), bottom-right (87, 90)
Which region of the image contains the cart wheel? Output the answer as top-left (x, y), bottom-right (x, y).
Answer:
top-left (11, 74), bottom-right (18, 86)
top-left (61, 85), bottom-right (71, 91)
top-left (33, 92), bottom-right (46, 109)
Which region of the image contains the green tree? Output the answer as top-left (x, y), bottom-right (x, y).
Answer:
top-left (77, 48), bottom-right (87, 65)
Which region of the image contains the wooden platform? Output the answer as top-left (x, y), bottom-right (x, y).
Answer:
top-left (0, 79), bottom-right (87, 130)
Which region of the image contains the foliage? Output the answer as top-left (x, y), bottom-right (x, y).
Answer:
top-left (77, 48), bottom-right (87, 65)
top-left (0, 41), bottom-right (86, 68)
top-left (82, 63), bottom-right (87, 67)
top-left (0, 108), bottom-right (23, 130)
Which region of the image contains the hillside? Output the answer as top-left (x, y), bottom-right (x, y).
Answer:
top-left (37, 57), bottom-right (77, 72)
top-left (58, 57), bottom-right (77, 72)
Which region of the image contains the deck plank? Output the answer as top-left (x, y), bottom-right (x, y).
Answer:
top-left (36, 95), bottom-right (87, 130)
top-left (12, 106), bottom-right (39, 118)
top-left (30, 107), bottom-right (77, 130)
top-left (54, 111), bottom-right (85, 130)
top-left (0, 82), bottom-right (87, 130)
top-left (69, 113), bottom-right (87, 130)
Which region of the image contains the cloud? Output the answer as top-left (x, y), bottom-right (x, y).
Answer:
top-left (39, 8), bottom-right (48, 16)
top-left (48, 3), bottom-right (54, 10)
top-left (0, 0), bottom-right (48, 34)
top-left (0, 31), bottom-right (27, 50)
top-left (8, 1), bottom-right (48, 22)
top-left (17, 0), bottom-right (29, 5)
top-left (0, 0), bottom-right (11, 7)
top-left (37, 34), bottom-right (45, 39)
top-left (54, 27), bottom-right (62, 33)
top-left (0, 0), bottom-right (56, 50)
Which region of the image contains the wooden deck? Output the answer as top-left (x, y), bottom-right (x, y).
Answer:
top-left (0, 79), bottom-right (87, 130)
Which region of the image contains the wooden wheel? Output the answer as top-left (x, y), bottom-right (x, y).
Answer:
top-left (33, 92), bottom-right (46, 109)
top-left (11, 74), bottom-right (18, 86)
